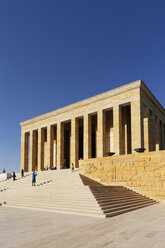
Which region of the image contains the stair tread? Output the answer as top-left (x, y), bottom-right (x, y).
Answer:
top-left (0, 172), bottom-right (158, 218)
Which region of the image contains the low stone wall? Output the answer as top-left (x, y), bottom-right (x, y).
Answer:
top-left (0, 173), bottom-right (12, 181)
top-left (79, 151), bottom-right (165, 201)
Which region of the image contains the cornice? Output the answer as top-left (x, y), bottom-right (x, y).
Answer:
top-left (140, 80), bottom-right (165, 116)
top-left (20, 80), bottom-right (142, 127)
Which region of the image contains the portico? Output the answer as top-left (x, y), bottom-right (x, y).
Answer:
top-left (20, 80), bottom-right (165, 172)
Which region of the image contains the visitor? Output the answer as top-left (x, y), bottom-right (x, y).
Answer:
top-left (72, 163), bottom-right (74, 172)
top-left (32, 172), bottom-right (37, 186)
top-left (13, 172), bottom-right (16, 181)
top-left (3, 168), bottom-right (5, 173)
top-left (21, 169), bottom-right (24, 178)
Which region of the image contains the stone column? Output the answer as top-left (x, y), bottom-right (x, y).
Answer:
top-left (143, 106), bottom-right (149, 152)
top-left (47, 125), bottom-right (53, 168)
top-left (57, 122), bottom-right (64, 170)
top-left (84, 114), bottom-right (91, 159)
top-left (34, 131), bottom-right (38, 170)
top-left (124, 107), bottom-right (128, 155)
top-left (38, 128), bottom-right (44, 171)
top-left (155, 116), bottom-right (160, 151)
top-left (38, 128), bottom-right (41, 171)
top-left (20, 130), bottom-right (29, 172)
top-left (97, 109), bottom-right (104, 157)
top-left (163, 124), bottom-right (165, 150)
top-left (29, 130), bottom-right (35, 172)
top-left (113, 105), bottom-right (121, 155)
top-left (131, 100), bottom-right (142, 153)
top-left (53, 140), bottom-right (57, 168)
top-left (24, 133), bottom-right (29, 172)
top-left (71, 118), bottom-right (78, 168)
top-left (20, 130), bottom-right (25, 171)
top-left (148, 111), bottom-right (155, 151)
top-left (160, 121), bottom-right (163, 150)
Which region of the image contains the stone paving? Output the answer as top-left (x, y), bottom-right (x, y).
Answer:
top-left (0, 203), bottom-right (165, 248)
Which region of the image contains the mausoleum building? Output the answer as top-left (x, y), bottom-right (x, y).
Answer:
top-left (20, 80), bottom-right (165, 172)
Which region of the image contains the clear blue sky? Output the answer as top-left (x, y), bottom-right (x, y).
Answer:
top-left (0, 0), bottom-right (165, 172)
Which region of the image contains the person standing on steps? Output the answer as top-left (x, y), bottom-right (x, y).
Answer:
top-left (13, 172), bottom-right (16, 181)
top-left (32, 172), bottom-right (37, 186)
top-left (21, 169), bottom-right (24, 178)
top-left (71, 163), bottom-right (74, 172)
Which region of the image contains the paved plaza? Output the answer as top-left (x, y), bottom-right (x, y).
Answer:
top-left (1, 203), bottom-right (165, 248)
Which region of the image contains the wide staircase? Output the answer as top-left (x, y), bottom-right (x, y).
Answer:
top-left (0, 171), bottom-right (158, 218)
top-left (0, 170), bottom-right (104, 217)
top-left (80, 175), bottom-right (158, 217)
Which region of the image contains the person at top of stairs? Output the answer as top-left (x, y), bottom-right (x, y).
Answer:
top-left (13, 172), bottom-right (16, 181)
top-left (21, 169), bottom-right (24, 178)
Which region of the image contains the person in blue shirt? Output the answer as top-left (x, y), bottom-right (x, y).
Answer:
top-left (32, 172), bottom-right (37, 186)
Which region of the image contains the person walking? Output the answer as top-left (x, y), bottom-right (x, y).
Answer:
top-left (32, 172), bottom-right (37, 186)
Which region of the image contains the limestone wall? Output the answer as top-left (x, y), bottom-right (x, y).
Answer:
top-left (79, 151), bottom-right (165, 201)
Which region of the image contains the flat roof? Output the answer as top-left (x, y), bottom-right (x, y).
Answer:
top-left (20, 80), bottom-right (165, 127)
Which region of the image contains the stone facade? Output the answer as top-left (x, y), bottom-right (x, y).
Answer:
top-left (20, 80), bottom-right (165, 192)
top-left (79, 151), bottom-right (165, 201)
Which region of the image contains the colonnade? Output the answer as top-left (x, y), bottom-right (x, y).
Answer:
top-left (142, 104), bottom-right (165, 152)
top-left (21, 101), bottom-right (165, 172)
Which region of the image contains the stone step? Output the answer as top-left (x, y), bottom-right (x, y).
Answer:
top-left (0, 172), bottom-right (158, 218)
top-left (100, 190), bottom-right (137, 194)
top-left (4, 202), bottom-right (103, 214)
top-left (4, 200), bottom-right (100, 210)
top-left (3, 189), bottom-right (93, 194)
top-left (103, 202), bottom-right (156, 214)
top-left (90, 187), bottom-right (137, 191)
top-left (95, 195), bottom-right (148, 202)
top-left (0, 193), bottom-right (95, 199)
top-left (0, 197), bottom-right (98, 206)
top-left (90, 186), bottom-right (132, 191)
top-left (89, 191), bottom-right (140, 197)
top-left (99, 197), bottom-right (156, 207)
top-left (101, 199), bottom-right (156, 212)
top-left (0, 193), bottom-right (96, 199)
top-left (3, 205), bottom-right (104, 218)
top-left (105, 202), bottom-right (157, 218)
top-left (0, 197), bottom-right (97, 205)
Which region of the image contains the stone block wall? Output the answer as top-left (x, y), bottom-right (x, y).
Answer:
top-left (79, 151), bottom-right (165, 201)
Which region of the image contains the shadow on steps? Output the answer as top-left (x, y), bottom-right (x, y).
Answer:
top-left (79, 174), bottom-right (158, 218)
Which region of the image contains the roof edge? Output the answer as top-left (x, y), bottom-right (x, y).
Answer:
top-left (20, 80), bottom-right (142, 127)
top-left (140, 80), bottom-right (165, 114)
